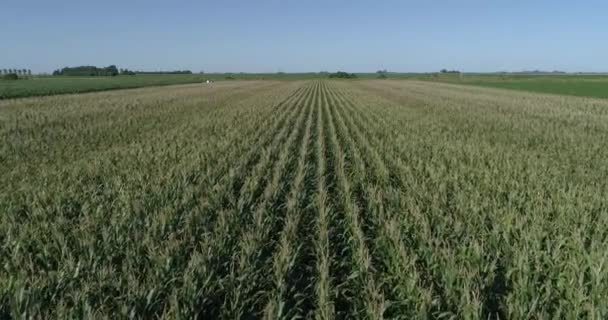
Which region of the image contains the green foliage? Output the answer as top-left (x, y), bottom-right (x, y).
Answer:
top-left (4, 72), bottom-right (608, 100)
top-left (423, 73), bottom-right (608, 99)
top-left (119, 68), bottom-right (136, 75)
top-left (2, 73), bottom-right (19, 80)
top-left (53, 65), bottom-right (119, 76)
top-left (1, 69), bottom-right (31, 78)
top-left (0, 74), bottom-right (217, 99)
top-left (328, 71), bottom-right (357, 79)
top-left (0, 73), bottom-right (322, 99)
top-left (135, 70), bottom-right (193, 74)
top-left (1, 79), bottom-right (606, 318)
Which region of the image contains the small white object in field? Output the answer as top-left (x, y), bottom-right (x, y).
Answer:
top-left (206, 80), bottom-right (210, 84)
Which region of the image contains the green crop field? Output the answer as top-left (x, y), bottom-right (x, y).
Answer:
top-left (409, 73), bottom-right (608, 99)
top-left (0, 73), bottom-right (325, 99)
top-left (1, 80), bottom-right (607, 319)
top-left (4, 73), bottom-right (608, 101)
top-left (0, 74), bottom-right (208, 99)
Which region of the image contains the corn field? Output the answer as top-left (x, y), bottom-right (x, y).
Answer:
top-left (1, 80), bottom-right (607, 319)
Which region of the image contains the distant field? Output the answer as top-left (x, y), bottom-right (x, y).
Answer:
top-left (409, 73), bottom-right (608, 99)
top-left (2, 80), bottom-right (607, 318)
top-left (0, 73), bottom-right (322, 99)
top-left (2, 73), bottom-right (608, 99)
top-left (0, 74), bottom-right (202, 99)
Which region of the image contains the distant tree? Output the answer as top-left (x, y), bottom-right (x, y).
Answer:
top-left (120, 68), bottom-right (136, 75)
top-left (133, 70), bottom-right (193, 74)
top-left (377, 73), bottom-right (388, 79)
top-left (2, 73), bottom-right (19, 80)
top-left (328, 71), bottom-right (357, 79)
top-left (22, 69), bottom-right (27, 75)
top-left (105, 65), bottom-right (119, 76)
top-left (52, 65), bottom-right (124, 76)
top-left (28, 69), bottom-right (32, 76)
top-left (376, 69), bottom-right (388, 74)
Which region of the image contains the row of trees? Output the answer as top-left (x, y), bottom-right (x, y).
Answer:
top-left (50, 66), bottom-right (194, 76)
top-left (328, 71), bottom-right (357, 79)
top-left (134, 70), bottom-right (193, 74)
top-left (120, 68), bottom-right (136, 75)
top-left (1, 69), bottom-right (32, 76)
top-left (53, 65), bottom-right (120, 76)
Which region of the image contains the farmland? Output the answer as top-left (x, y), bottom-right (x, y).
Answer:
top-left (4, 73), bottom-right (608, 100)
top-left (417, 73), bottom-right (608, 99)
top-left (0, 74), bottom-right (211, 99)
top-left (0, 73), bottom-right (323, 99)
top-left (1, 80), bottom-right (608, 319)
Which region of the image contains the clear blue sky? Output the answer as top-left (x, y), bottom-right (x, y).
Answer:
top-left (3, 0), bottom-right (607, 73)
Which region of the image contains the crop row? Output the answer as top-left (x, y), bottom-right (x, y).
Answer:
top-left (1, 79), bottom-right (607, 318)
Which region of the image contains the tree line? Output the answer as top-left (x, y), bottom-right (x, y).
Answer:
top-left (1, 69), bottom-right (32, 80)
top-left (328, 71), bottom-right (357, 79)
top-left (53, 65), bottom-right (121, 76)
top-left (1, 69), bottom-right (32, 76)
top-left (134, 70), bottom-right (193, 74)
top-left (51, 65), bottom-right (193, 76)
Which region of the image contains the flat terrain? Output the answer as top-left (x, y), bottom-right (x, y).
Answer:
top-left (0, 74), bottom-right (219, 99)
top-left (417, 73), bottom-right (608, 99)
top-left (0, 73), bottom-right (321, 99)
top-left (3, 73), bottom-right (608, 100)
top-left (1, 80), bottom-right (607, 318)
